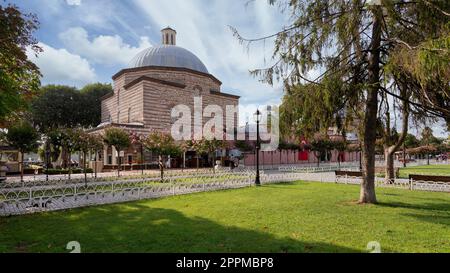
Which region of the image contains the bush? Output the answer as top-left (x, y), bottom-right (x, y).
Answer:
top-left (43, 168), bottom-right (93, 175)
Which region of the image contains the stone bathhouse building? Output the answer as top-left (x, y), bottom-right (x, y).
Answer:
top-left (88, 27), bottom-right (240, 170)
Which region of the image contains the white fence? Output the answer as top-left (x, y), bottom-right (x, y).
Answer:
top-left (0, 170), bottom-right (258, 216)
top-left (1, 166), bottom-right (449, 217)
top-left (1, 170), bottom-right (304, 217)
top-left (335, 174), bottom-right (450, 192)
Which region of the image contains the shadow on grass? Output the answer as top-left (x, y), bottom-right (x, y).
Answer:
top-left (401, 213), bottom-right (450, 228)
top-left (376, 200), bottom-right (450, 227)
top-left (376, 201), bottom-right (450, 212)
top-left (0, 202), bottom-right (361, 253)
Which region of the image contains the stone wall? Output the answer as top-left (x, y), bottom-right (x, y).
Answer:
top-left (101, 67), bottom-right (239, 137)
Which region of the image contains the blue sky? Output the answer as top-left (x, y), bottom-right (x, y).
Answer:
top-left (10, 0), bottom-right (290, 123)
top-left (8, 0), bottom-right (449, 137)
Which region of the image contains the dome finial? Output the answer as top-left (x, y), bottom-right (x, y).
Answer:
top-left (161, 27), bottom-right (176, 45)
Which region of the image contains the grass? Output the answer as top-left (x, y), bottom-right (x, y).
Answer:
top-left (0, 181), bottom-right (449, 253)
top-left (399, 164), bottom-right (450, 178)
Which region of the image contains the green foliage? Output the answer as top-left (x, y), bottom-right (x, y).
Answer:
top-left (143, 131), bottom-right (180, 157)
top-left (310, 136), bottom-right (333, 159)
top-left (80, 83), bottom-right (112, 127)
top-left (31, 83), bottom-right (112, 131)
top-left (88, 134), bottom-right (104, 153)
top-left (195, 138), bottom-right (226, 155)
top-left (280, 74), bottom-right (350, 138)
top-left (0, 4), bottom-right (42, 125)
top-left (331, 139), bottom-right (348, 152)
top-left (5, 121), bottom-right (39, 153)
top-left (278, 141), bottom-right (300, 150)
top-left (103, 128), bottom-right (131, 152)
top-left (420, 126), bottom-right (434, 145)
top-left (234, 140), bottom-right (255, 152)
top-left (404, 134), bottom-right (420, 148)
top-left (31, 85), bottom-right (83, 131)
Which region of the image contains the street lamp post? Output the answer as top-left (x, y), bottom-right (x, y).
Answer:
top-left (254, 109), bottom-right (262, 186)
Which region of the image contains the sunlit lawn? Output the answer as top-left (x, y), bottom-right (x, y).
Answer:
top-left (399, 164), bottom-right (450, 178)
top-left (0, 181), bottom-right (449, 253)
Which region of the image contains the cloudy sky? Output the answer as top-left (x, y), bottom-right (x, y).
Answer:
top-left (8, 0), bottom-right (448, 136)
top-left (10, 0), bottom-right (291, 124)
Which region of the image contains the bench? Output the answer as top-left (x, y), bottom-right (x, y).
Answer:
top-left (335, 171), bottom-right (363, 184)
top-left (335, 171), bottom-right (363, 177)
top-left (408, 175), bottom-right (450, 192)
top-left (409, 175), bottom-right (450, 183)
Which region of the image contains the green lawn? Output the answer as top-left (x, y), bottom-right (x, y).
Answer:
top-left (0, 182), bottom-right (449, 253)
top-left (399, 164), bottom-right (450, 178)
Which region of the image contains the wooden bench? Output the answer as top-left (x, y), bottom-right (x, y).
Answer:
top-left (335, 171), bottom-right (363, 184)
top-left (409, 175), bottom-right (450, 183)
top-left (335, 171), bottom-right (363, 177)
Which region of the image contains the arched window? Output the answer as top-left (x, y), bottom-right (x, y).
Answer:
top-left (165, 33), bottom-right (169, 44)
top-left (171, 34), bottom-right (174, 45)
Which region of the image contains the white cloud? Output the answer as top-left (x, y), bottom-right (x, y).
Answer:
top-left (66, 0), bottom-right (81, 6)
top-left (59, 27), bottom-right (151, 66)
top-left (27, 42), bottom-right (97, 87)
top-left (133, 0), bottom-right (287, 105)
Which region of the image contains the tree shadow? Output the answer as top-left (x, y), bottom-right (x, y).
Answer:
top-left (0, 202), bottom-right (362, 253)
top-left (376, 200), bottom-right (450, 228)
top-left (376, 201), bottom-right (450, 212)
top-left (400, 213), bottom-right (450, 228)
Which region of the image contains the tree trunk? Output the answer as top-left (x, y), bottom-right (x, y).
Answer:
top-left (384, 85), bottom-right (410, 184)
top-left (384, 149), bottom-right (395, 183)
top-left (159, 155), bottom-right (164, 182)
top-left (338, 152), bottom-right (341, 170)
top-left (212, 153), bottom-right (216, 174)
top-left (196, 155), bottom-right (199, 171)
top-left (314, 152), bottom-right (320, 167)
top-left (83, 151), bottom-right (87, 186)
top-left (117, 149), bottom-right (121, 177)
top-left (68, 152), bottom-right (72, 180)
top-left (403, 143), bottom-right (407, 168)
top-left (360, 7), bottom-right (382, 204)
top-left (20, 151), bottom-right (24, 183)
top-left (94, 151), bottom-right (98, 179)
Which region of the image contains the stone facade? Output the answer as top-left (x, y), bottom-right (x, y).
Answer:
top-left (100, 66), bottom-right (239, 135)
top-left (90, 66), bottom-right (239, 168)
top-left (89, 27), bottom-right (240, 169)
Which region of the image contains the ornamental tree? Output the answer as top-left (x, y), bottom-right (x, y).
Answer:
top-left (103, 128), bottom-right (131, 177)
top-left (87, 134), bottom-right (104, 179)
top-left (5, 121), bottom-right (39, 182)
top-left (143, 131), bottom-right (180, 182)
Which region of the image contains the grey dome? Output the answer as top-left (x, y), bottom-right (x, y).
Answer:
top-left (129, 45), bottom-right (208, 74)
